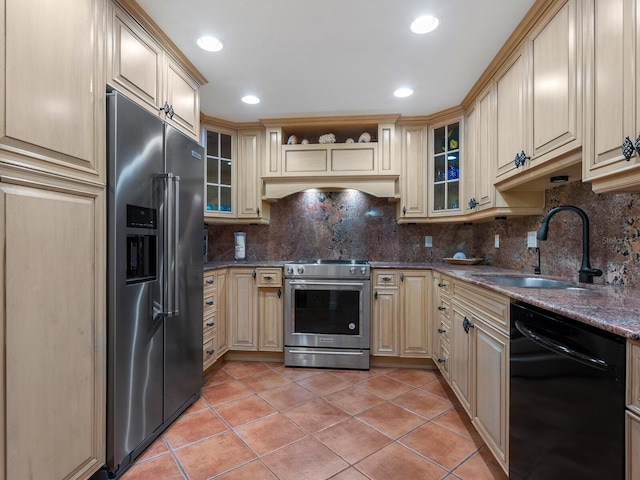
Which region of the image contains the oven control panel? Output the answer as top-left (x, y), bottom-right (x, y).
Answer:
top-left (284, 260), bottom-right (370, 279)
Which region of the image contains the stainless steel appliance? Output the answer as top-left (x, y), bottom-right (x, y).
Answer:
top-left (99, 92), bottom-right (204, 479)
top-left (284, 260), bottom-right (370, 370)
top-left (510, 302), bottom-right (625, 479)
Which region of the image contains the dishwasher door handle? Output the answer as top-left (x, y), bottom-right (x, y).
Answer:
top-left (514, 320), bottom-right (609, 371)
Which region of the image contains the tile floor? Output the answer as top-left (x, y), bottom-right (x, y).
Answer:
top-left (121, 361), bottom-right (508, 480)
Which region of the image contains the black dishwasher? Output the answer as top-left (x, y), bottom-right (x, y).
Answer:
top-left (510, 302), bottom-right (626, 480)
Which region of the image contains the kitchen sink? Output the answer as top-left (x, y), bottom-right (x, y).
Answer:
top-left (472, 274), bottom-right (585, 290)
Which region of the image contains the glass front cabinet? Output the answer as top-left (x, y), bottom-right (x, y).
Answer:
top-left (428, 119), bottom-right (463, 217)
top-left (204, 127), bottom-right (236, 220)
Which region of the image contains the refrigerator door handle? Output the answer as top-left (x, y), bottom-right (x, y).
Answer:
top-left (159, 173), bottom-right (180, 317)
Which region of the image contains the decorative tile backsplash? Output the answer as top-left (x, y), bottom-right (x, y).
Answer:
top-left (207, 182), bottom-right (640, 286)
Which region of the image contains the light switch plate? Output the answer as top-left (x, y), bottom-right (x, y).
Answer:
top-left (527, 231), bottom-right (537, 248)
top-left (424, 236), bottom-right (433, 247)
top-left (494, 234), bottom-right (500, 248)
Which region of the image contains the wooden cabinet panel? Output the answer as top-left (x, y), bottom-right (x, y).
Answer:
top-left (1, 0), bottom-right (105, 181)
top-left (371, 288), bottom-right (399, 356)
top-left (165, 57), bottom-right (200, 137)
top-left (229, 269), bottom-right (258, 350)
top-left (237, 129), bottom-right (268, 221)
top-left (258, 287), bottom-right (283, 352)
top-left (216, 270), bottom-right (229, 359)
top-left (398, 124), bottom-right (428, 219)
top-left (450, 306), bottom-right (473, 415)
top-left (476, 87), bottom-right (495, 209)
top-left (627, 411), bottom-right (640, 480)
top-left (0, 178), bottom-right (105, 480)
top-left (399, 270), bottom-right (430, 357)
top-left (628, 340), bottom-right (640, 414)
top-left (473, 320), bottom-right (509, 467)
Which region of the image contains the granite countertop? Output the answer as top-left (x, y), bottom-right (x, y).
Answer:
top-left (204, 260), bottom-right (640, 341)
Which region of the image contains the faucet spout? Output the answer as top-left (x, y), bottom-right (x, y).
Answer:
top-left (536, 206), bottom-right (603, 283)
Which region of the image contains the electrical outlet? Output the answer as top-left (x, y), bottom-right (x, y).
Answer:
top-left (424, 236), bottom-right (433, 247)
top-left (494, 234), bottom-right (500, 248)
top-left (527, 231), bottom-right (537, 248)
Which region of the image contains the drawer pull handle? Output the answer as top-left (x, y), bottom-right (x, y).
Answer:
top-left (206, 279), bottom-right (214, 285)
top-left (438, 283), bottom-right (448, 288)
top-left (264, 275), bottom-right (274, 280)
top-left (437, 328), bottom-right (446, 334)
top-left (206, 322), bottom-right (214, 327)
top-left (206, 301), bottom-right (214, 306)
top-left (437, 358), bottom-right (446, 364)
top-left (206, 349), bottom-right (215, 355)
top-left (381, 276), bottom-right (391, 281)
top-left (437, 306), bottom-right (446, 311)
top-left (400, 272), bottom-right (405, 282)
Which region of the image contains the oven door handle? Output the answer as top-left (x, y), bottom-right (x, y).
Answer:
top-left (287, 349), bottom-right (364, 356)
top-left (286, 280), bottom-right (368, 287)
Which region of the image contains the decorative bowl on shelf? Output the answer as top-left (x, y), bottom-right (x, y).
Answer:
top-left (443, 257), bottom-right (483, 265)
top-left (358, 132), bottom-right (371, 143)
top-left (345, 137), bottom-right (355, 143)
top-left (319, 133), bottom-right (336, 144)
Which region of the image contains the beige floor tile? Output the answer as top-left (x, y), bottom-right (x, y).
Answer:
top-left (384, 367), bottom-right (440, 387)
top-left (314, 418), bottom-right (392, 464)
top-left (201, 380), bottom-right (253, 406)
top-left (354, 443), bottom-right (447, 480)
top-left (392, 388), bottom-right (455, 419)
top-left (356, 402), bottom-right (426, 439)
top-left (258, 382), bottom-right (318, 410)
top-left (203, 367), bottom-right (234, 387)
top-left (214, 395), bottom-right (277, 428)
top-left (283, 398), bottom-right (349, 433)
top-left (356, 375), bottom-right (414, 400)
top-left (262, 437), bottom-right (348, 480)
top-left (323, 385), bottom-right (384, 415)
top-left (295, 372), bottom-right (351, 396)
top-left (240, 370), bottom-right (292, 393)
top-left (234, 413), bottom-right (308, 456)
top-left (224, 361), bottom-right (272, 379)
top-left (163, 408), bottom-right (228, 449)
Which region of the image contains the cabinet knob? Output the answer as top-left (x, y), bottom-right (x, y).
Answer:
top-left (402, 206), bottom-right (407, 216)
top-left (206, 349), bottom-right (215, 355)
top-left (206, 279), bottom-right (214, 285)
top-left (437, 358), bottom-right (446, 364)
top-left (623, 136), bottom-right (636, 161)
top-left (206, 322), bottom-right (214, 327)
top-left (438, 283), bottom-right (447, 288)
top-left (468, 198), bottom-right (478, 210)
top-left (437, 306), bottom-right (446, 311)
top-left (278, 288), bottom-right (282, 299)
top-left (264, 275), bottom-right (273, 280)
top-left (206, 301), bottom-right (214, 306)
top-left (253, 270), bottom-right (257, 279)
top-left (437, 328), bottom-right (446, 334)
top-left (514, 150), bottom-right (530, 168)
top-left (400, 272), bottom-right (405, 282)
top-left (257, 207), bottom-right (260, 216)
top-left (462, 316), bottom-right (475, 334)
top-left (374, 291), bottom-right (378, 300)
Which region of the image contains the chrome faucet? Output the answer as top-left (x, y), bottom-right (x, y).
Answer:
top-left (536, 206), bottom-right (603, 283)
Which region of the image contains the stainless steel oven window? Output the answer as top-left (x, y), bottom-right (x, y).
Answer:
top-left (293, 288), bottom-right (361, 335)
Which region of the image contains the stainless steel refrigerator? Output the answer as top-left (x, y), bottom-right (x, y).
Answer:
top-left (100, 92), bottom-right (204, 478)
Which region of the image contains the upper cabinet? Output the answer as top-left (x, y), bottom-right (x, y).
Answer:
top-left (203, 120), bottom-right (270, 224)
top-left (0, 0), bottom-right (105, 183)
top-left (428, 118), bottom-right (462, 217)
top-left (397, 122), bottom-right (428, 221)
top-left (107, 1), bottom-right (204, 141)
top-left (261, 116), bottom-right (399, 199)
top-left (494, 0), bottom-right (582, 190)
top-left (582, 0), bottom-right (640, 193)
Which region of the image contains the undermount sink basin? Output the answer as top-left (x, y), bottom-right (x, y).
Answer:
top-left (472, 275), bottom-right (584, 290)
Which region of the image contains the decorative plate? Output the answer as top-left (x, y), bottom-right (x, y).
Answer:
top-left (359, 132), bottom-right (371, 143)
top-left (443, 258), bottom-right (483, 265)
top-left (287, 135), bottom-right (297, 145)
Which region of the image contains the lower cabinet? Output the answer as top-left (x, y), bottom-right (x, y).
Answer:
top-left (0, 174), bottom-right (106, 479)
top-left (627, 340), bottom-right (640, 479)
top-left (203, 269), bottom-right (229, 371)
top-left (371, 269), bottom-right (431, 358)
top-left (228, 267), bottom-right (283, 352)
top-left (449, 279), bottom-right (510, 474)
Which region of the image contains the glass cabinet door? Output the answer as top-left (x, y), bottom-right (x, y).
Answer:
top-left (432, 122), bottom-right (460, 212)
top-left (205, 130), bottom-right (233, 213)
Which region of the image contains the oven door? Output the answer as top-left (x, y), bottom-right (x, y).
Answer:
top-left (284, 279), bottom-right (370, 349)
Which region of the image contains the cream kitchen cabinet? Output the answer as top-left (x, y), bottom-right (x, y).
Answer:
top-left (203, 269), bottom-right (229, 370)
top-left (228, 268), bottom-right (283, 352)
top-left (627, 340), bottom-right (640, 479)
top-left (237, 129), bottom-right (270, 223)
top-left (107, 0), bottom-right (203, 141)
top-left (428, 118), bottom-right (462, 217)
top-left (216, 270), bottom-right (229, 358)
top-left (495, 0), bottom-right (582, 190)
top-left (0, 0), bottom-right (105, 184)
top-left (371, 269), bottom-right (431, 358)
top-left (372, 270), bottom-right (400, 356)
top-left (582, 0), bottom-right (640, 193)
top-left (397, 123), bottom-right (428, 222)
top-left (0, 173), bottom-right (106, 480)
top-left (450, 279), bottom-right (510, 474)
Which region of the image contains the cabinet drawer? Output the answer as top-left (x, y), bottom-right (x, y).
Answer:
top-left (435, 275), bottom-right (452, 296)
top-left (256, 268), bottom-right (282, 287)
top-left (374, 270), bottom-right (398, 286)
top-left (452, 280), bottom-right (509, 332)
top-left (204, 273), bottom-right (216, 297)
top-left (203, 295), bottom-right (216, 316)
top-left (436, 317), bottom-right (451, 345)
top-left (203, 315), bottom-right (216, 338)
top-left (203, 337), bottom-right (216, 370)
top-left (436, 297), bottom-right (451, 321)
top-left (435, 341), bottom-right (450, 379)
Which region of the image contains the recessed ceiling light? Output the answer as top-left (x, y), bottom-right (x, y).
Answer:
top-left (241, 95), bottom-right (260, 105)
top-left (197, 36), bottom-right (223, 52)
top-left (411, 15), bottom-right (439, 34)
top-left (394, 88), bottom-right (414, 98)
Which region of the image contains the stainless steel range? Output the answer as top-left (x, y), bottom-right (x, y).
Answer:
top-left (284, 259), bottom-right (371, 370)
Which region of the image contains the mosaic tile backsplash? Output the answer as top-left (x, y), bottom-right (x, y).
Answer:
top-left (207, 181), bottom-right (640, 287)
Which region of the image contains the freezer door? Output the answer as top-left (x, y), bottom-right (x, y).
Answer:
top-left (163, 124), bottom-right (204, 419)
top-left (106, 92), bottom-right (165, 468)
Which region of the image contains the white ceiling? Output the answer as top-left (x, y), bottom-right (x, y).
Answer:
top-left (136, 0), bottom-right (536, 123)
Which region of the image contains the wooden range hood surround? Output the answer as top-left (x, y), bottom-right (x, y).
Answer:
top-left (260, 114), bottom-right (401, 200)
